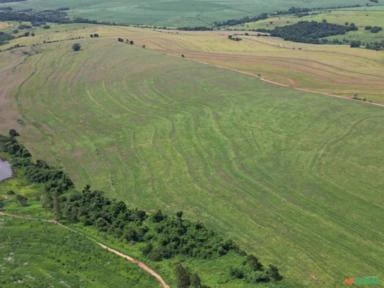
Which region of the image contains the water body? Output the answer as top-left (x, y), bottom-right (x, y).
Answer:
top-left (0, 159), bottom-right (12, 182)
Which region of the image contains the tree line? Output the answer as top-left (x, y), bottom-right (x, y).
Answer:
top-left (0, 130), bottom-right (283, 286)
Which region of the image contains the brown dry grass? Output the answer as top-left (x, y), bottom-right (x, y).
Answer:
top-left (0, 22), bottom-right (10, 30)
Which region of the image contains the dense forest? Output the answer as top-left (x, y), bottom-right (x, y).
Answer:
top-left (0, 131), bottom-right (283, 287)
top-left (266, 21), bottom-right (358, 44)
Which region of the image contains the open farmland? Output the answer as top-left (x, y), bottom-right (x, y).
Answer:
top-left (0, 32), bottom-right (383, 288)
top-left (3, 24), bottom-right (383, 104)
top-left (0, 0), bottom-right (379, 27)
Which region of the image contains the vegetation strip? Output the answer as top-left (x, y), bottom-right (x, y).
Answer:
top-left (0, 132), bottom-right (284, 287)
top-left (0, 211), bottom-right (171, 288)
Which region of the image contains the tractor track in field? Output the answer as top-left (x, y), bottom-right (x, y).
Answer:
top-left (187, 60), bottom-right (384, 109)
top-left (0, 211), bottom-right (171, 288)
top-left (5, 34), bottom-right (384, 109)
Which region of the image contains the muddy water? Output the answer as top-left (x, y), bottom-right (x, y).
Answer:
top-left (0, 159), bottom-right (12, 182)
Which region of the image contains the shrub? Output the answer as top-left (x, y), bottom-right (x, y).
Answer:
top-left (72, 43), bottom-right (81, 51)
top-left (350, 40), bottom-right (361, 48)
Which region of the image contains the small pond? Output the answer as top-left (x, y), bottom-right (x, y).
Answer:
top-left (0, 159), bottom-right (12, 182)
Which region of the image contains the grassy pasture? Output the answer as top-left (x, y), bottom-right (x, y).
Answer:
top-left (235, 8), bottom-right (384, 43)
top-left (1, 34), bottom-right (383, 288)
top-left (0, 161), bottom-right (295, 288)
top-left (0, 217), bottom-right (158, 287)
top-left (0, 0), bottom-right (378, 27)
top-left (0, 180), bottom-right (158, 288)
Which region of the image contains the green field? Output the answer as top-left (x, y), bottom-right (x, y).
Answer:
top-left (0, 218), bottom-right (159, 288)
top-left (0, 179), bottom-right (158, 288)
top-left (0, 0), bottom-right (379, 27)
top-left (235, 7), bottom-right (384, 43)
top-left (2, 36), bottom-right (383, 288)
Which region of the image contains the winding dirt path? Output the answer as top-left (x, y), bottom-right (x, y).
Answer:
top-left (194, 61), bottom-right (384, 109)
top-left (0, 211), bottom-right (170, 288)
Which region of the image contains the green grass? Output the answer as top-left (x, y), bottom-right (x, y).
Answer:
top-left (73, 224), bottom-right (298, 288)
top-left (0, 178), bottom-right (158, 288)
top-left (0, 218), bottom-right (158, 287)
top-left (6, 36), bottom-right (384, 288)
top-left (0, 155), bottom-right (292, 288)
top-left (235, 8), bottom-right (384, 43)
top-left (0, 0), bottom-right (379, 27)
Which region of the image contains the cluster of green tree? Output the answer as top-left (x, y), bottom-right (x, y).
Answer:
top-left (364, 26), bottom-right (382, 33)
top-left (0, 131), bottom-right (283, 286)
top-left (60, 186), bottom-right (239, 262)
top-left (0, 8), bottom-right (70, 23)
top-left (0, 31), bottom-right (14, 45)
top-left (265, 21), bottom-right (358, 44)
top-left (228, 35), bottom-right (242, 41)
top-left (274, 7), bottom-right (311, 16)
top-left (117, 37), bottom-right (134, 45)
top-left (317, 37), bottom-right (384, 51)
top-left (0, 130), bottom-right (73, 196)
top-left (175, 263), bottom-right (206, 288)
top-left (177, 26), bottom-right (213, 31)
top-left (214, 13), bottom-right (268, 27)
top-left (229, 255), bottom-right (283, 283)
top-left (365, 41), bottom-right (384, 50)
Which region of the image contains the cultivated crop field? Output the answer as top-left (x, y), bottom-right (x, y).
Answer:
top-left (0, 32), bottom-right (383, 288)
top-left (0, 0), bottom-right (378, 27)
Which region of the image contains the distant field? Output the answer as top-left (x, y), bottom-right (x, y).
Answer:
top-left (0, 22), bottom-right (10, 30)
top-left (0, 0), bottom-right (379, 27)
top-left (0, 33), bottom-right (383, 288)
top-left (2, 24), bottom-right (383, 103)
top-left (235, 8), bottom-right (384, 43)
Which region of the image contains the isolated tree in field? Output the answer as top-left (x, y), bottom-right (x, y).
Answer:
top-left (72, 43), bottom-right (81, 51)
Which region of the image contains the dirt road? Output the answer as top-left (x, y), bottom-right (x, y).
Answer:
top-left (0, 211), bottom-right (171, 288)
